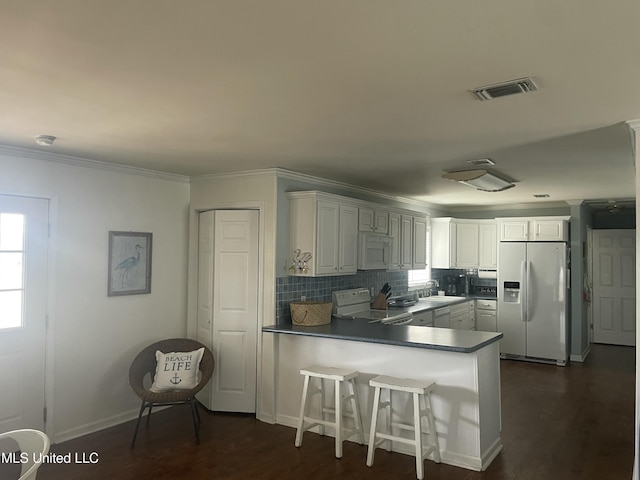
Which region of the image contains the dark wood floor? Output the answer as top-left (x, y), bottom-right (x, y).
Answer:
top-left (9, 344), bottom-right (637, 479)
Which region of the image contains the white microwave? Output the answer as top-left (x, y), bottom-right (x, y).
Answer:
top-left (357, 232), bottom-right (393, 270)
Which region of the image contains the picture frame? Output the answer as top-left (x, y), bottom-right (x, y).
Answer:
top-left (108, 231), bottom-right (152, 296)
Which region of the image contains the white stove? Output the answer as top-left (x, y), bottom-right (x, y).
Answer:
top-left (331, 288), bottom-right (414, 325)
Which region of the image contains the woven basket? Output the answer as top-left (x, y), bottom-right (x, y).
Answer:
top-left (290, 301), bottom-right (332, 326)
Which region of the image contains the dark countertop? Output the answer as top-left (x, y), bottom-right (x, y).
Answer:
top-left (386, 295), bottom-right (496, 315)
top-left (263, 317), bottom-right (502, 354)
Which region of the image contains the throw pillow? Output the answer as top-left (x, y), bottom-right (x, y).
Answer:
top-left (150, 347), bottom-right (204, 393)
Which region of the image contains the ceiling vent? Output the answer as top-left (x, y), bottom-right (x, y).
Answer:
top-left (471, 77), bottom-right (538, 101)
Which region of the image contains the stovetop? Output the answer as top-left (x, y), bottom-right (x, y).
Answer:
top-left (332, 288), bottom-right (413, 324)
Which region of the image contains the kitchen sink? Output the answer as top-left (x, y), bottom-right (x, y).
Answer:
top-left (421, 295), bottom-right (466, 302)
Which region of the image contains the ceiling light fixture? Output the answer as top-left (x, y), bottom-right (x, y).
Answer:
top-left (441, 169), bottom-right (515, 192)
top-left (34, 135), bottom-right (56, 146)
top-left (467, 158), bottom-right (496, 166)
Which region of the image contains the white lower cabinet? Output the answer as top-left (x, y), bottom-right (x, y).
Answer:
top-left (450, 301), bottom-right (474, 330)
top-left (433, 307), bottom-right (450, 328)
top-left (475, 299), bottom-right (497, 332)
top-left (411, 310), bottom-right (434, 327)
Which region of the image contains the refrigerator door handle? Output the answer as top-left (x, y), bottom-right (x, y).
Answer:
top-left (526, 260), bottom-right (532, 322)
top-left (521, 260), bottom-right (527, 322)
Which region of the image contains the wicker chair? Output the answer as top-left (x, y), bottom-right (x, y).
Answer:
top-left (128, 338), bottom-right (215, 448)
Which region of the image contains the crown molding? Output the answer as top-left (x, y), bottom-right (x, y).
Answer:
top-left (272, 168), bottom-right (442, 210)
top-left (625, 119), bottom-right (640, 132)
top-left (447, 200), bottom-right (571, 213)
top-left (193, 167), bottom-right (443, 211)
top-left (0, 145), bottom-right (190, 183)
top-left (192, 168), bottom-right (279, 181)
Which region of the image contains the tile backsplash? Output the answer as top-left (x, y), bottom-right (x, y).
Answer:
top-left (275, 271), bottom-right (408, 325)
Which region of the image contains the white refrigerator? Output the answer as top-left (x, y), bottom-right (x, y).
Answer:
top-left (497, 242), bottom-right (569, 365)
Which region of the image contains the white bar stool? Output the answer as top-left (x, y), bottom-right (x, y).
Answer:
top-left (366, 375), bottom-right (441, 480)
top-left (294, 365), bottom-right (364, 458)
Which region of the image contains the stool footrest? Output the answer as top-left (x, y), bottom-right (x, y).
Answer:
top-left (376, 432), bottom-right (418, 446)
top-left (303, 417), bottom-right (334, 428)
top-left (374, 432), bottom-right (437, 457)
top-left (392, 422), bottom-right (418, 431)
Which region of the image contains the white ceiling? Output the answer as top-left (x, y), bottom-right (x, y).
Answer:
top-left (1, 1), bottom-right (639, 207)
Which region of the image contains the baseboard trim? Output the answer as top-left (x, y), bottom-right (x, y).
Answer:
top-left (53, 405), bottom-right (170, 444)
top-left (570, 344), bottom-right (591, 363)
top-left (274, 413), bottom-right (489, 472)
top-left (480, 438), bottom-right (504, 471)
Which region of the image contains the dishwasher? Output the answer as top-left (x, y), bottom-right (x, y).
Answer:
top-left (433, 307), bottom-right (450, 328)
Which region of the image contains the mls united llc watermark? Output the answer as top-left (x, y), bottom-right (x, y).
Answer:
top-left (1, 451), bottom-right (99, 464)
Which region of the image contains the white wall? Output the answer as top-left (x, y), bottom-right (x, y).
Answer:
top-left (0, 147), bottom-right (190, 442)
top-left (631, 122), bottom-right (639, 480)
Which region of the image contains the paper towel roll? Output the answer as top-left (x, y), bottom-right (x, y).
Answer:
top-left (478, 269), bottom-right (497, 279)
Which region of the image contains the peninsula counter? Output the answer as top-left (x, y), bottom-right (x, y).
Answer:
top-left (263, 319), bottom-right (503, 471)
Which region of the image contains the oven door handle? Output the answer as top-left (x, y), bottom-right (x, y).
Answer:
top-left (392, 316), bottom-right (414, 326)
top-left (381, 315), bottom-right (414, 325)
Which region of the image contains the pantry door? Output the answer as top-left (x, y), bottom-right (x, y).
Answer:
top-left (592, 229), bottom-right (636, 346)
top-left (0, 195), bottom-right (48, 432)
top-left (196, 210), bottom-right (258, 412)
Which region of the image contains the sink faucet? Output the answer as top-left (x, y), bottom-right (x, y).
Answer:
top-left (422, 280), bottom-right (439, 297)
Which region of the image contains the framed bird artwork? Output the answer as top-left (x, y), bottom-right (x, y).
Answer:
top-left (108, 231), bottom-right (152, 296)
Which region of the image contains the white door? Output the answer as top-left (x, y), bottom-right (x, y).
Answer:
top-left (0, 195), bottom-right (48, 432)
top-left (592, 229), bottom-right (636, 346)
top-left (196, 210), bottom-right (259, 412)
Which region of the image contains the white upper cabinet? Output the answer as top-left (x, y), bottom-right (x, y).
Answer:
top-left (431, 218), bottom-right (496, 269)
top-left (387, 212), bottom-right (427, 271)
top-left (478, 222), bottom-right (498, 268)
top-left (399, 214), bottom-right (414, 270)
top-left (498, 217), bottom-right (569, 242)
top-left (455, 222), bottom-right (480, 268)
top-left (288, 192), bottom-right (358, 276)
top-left (359, 207), bottom-right (389, 234)
top-left (430, 218), bottom-right (455, 268)
top-left (388, 212), bottom-right (401, 271)
top-left (532, 219), bottom-right (568, 241)
top-left (499, 220), bottom-right (529, 241)
top-left (412, 216), bottom-right (428, 269)
top-left (288, 191), bottom-right (428, 275)
top-left (338, 204), bottom-right (359, 273)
